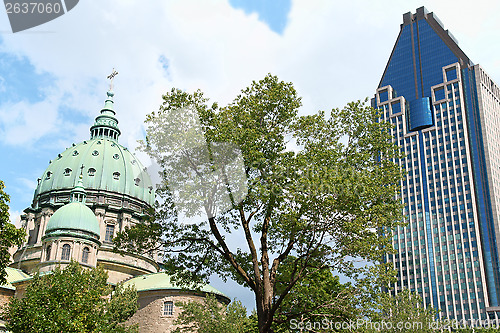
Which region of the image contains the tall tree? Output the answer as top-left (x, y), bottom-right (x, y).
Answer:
top-left (0, 180), bottom-right (24, 285)
top-left (2, 261), bottom-right (138, 333)
top-left (116, 74), bottom-right (404, 332)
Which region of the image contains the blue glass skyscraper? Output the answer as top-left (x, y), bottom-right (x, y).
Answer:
top-left (374, 7), bottom-right (500, 322)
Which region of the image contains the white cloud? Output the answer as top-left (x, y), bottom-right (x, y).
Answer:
top-left (0, 0), bottom-right (498, 149)
top-left (8, 208), bottom-right (22, 228)
top-left (0, 94), bottom-right (60, 145)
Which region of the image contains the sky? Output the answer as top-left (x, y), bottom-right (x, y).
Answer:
top-left (1, 0), bottom-right (499, 311)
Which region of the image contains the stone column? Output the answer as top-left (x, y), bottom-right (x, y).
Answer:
top-left (54, 240), bottom-right (60, 261)
top-left (38, 210), bottom-right (52, 243)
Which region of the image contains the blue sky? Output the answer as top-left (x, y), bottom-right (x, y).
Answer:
top-left (229, 0), bottom-right (291, 34)
top-left (1, 0), bottom-right (499, 311)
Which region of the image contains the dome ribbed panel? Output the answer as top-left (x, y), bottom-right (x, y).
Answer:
top-left (35, 138), bottom-right (155, 206)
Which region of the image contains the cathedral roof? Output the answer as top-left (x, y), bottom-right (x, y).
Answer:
top-left (123, 272), bottom-right (230, 302)
top-left (0, 267), bottom-right (31, 291)
top-left (33, 90), bottom-right (155, 206)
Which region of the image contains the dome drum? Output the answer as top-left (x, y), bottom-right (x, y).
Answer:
top-left (34, 188), bottom-right (151, 216)
top-left (39, 238), bottom-right (99, 272)
top-left (42, 229), bottom-right (101, 244)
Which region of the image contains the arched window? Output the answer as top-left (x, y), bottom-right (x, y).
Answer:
top-left (113, 172), bottom-right (120, 180)
top-left (61, 244), bottom-right (71, 261)
top-left (163, 301), bottom-right (174, 316)
top-left (63, 168), bottom-right (72, 176)
top-left (88, 168), bottom-right (96, 176)
top-left (82, 247), bottom-right (90, 264)
top-left (105, 224), bottom-right (115, 243)
top-left (46, 245), bottom-right (51, 261)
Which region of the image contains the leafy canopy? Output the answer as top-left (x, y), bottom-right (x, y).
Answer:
top-left (116, 74), bottom-right (405, 332)
top-left (362, 289), bottom-right (439, 333)
top-left (272, 257), bottom-right (357, 331)
top-left (0, 180), bottom-right (25, 285)
top-left (2, 261), bottom-right (138, 333)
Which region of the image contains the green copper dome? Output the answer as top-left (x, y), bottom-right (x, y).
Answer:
top-left (33, 91), bottom-right (155, 206)
top-left (35, 138), bottom-right (154, 206)
top-left (45, 202), bottom-right (100, 238)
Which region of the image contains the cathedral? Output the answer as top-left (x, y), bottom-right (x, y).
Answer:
top-left (0, 87), bottom-right (229, 332)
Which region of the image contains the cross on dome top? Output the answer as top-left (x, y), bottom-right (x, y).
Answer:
top-left (89, 73), bottom-right (121, 142)
top-left (107, 68), bottom-right (118, 91)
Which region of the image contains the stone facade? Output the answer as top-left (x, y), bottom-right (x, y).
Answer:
top-left (0, 288), bottom-right (14, 310)
top-left (0, 290), bottom-right (13, 332)
top-left (126, 290), bottom-right (227, 333)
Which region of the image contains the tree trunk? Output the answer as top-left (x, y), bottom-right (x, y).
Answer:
top-left (257, 279), bottom-right (275, 333)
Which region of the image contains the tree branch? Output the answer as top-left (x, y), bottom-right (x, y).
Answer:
top-left (239, 206), bottom-right (262, 284)
top-left (206, 215), bottom-right (256, 291)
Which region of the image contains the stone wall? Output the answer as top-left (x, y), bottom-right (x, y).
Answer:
top-left (0, 288), bottom-right (14, 309)
top-left (125, 290), bottom-right (211, 333)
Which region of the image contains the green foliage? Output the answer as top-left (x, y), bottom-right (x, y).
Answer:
top-left (0, 180), bottom-right (25, 285)
top-left (272, 257), bottom-right (357, 331)
top-left (453, 328), bottom-right (500, 333)
top-left (118, 74), bottom-right (405, 332)
top-left (2, 261), bottom-right (138, 333)
top-left (361, 289), bottom-right (438, 333)
top-left (244, 312), bottom-right (259, 333)
top-left (173, 294), bottom-right (250, 333)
